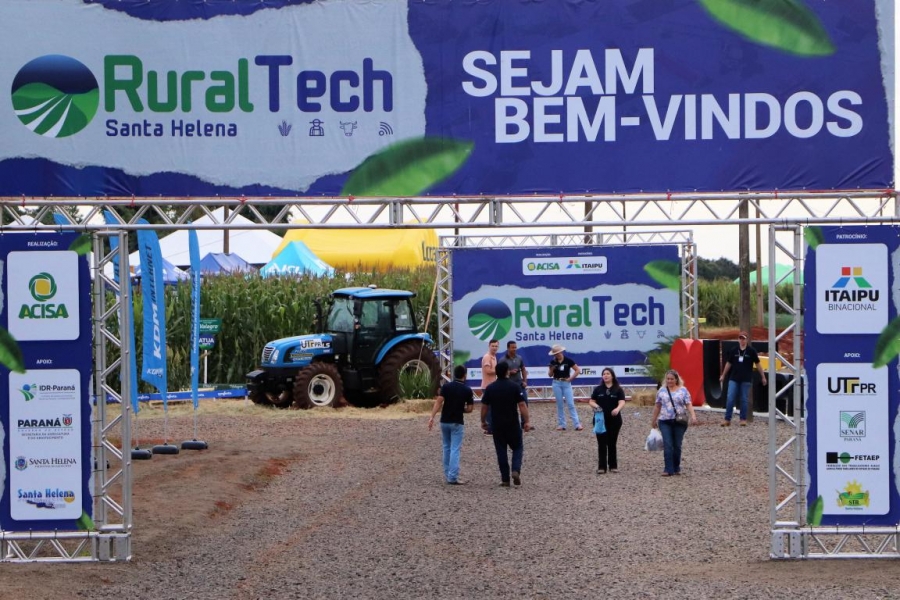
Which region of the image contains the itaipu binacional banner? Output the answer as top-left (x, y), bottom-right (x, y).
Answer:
top-left (451, 244), bottom-right (681, 387)
top-left (0, 0), bottom-right (893, 198)
top-left (804, 225), bottom-right (900, 526)
top-left (0, 232), bottom-right (93, 533)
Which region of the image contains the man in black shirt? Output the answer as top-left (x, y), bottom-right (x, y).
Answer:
top-left (481, 362), bottom-right (531, 487)
top-left (429, 365), bottom-right (474, 484)
top-left (719, 331), bottom-right (767, 426)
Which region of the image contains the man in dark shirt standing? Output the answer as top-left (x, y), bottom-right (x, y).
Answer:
top-left (481, 362), bottom-right (531, 487)
top-left (719, 331), bottom-right (767, 426)
top-left (500, 340), bottom-right (532, 431)
top-left (429, 365), bottom-right (475, 485)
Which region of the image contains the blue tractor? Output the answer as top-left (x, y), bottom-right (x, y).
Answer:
top-left (246, 286), bottom-right (440, 408)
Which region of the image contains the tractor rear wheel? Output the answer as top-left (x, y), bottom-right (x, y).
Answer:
top-left (293, 363), bottom-right (343, 409)
top-left (377, 341), bottom-right (440, 404)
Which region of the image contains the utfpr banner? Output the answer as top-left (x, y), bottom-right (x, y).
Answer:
top-left (0, 232), bottom-right (93, 532)
top-left (451, 245), bottom-right (681, 386)
top-left (804, 225), bottom-right (899, 526)
top-left (0, 0), bottom-right (892, 197)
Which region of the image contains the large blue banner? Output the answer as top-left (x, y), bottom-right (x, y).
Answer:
top-left (137, 230), bottom-right (168, 400)
top-left (804, 225), bottom-right (899, 526)
top-left (451, 245), bottom-right (681, 387)
top-left (0, 0), bottom-right (892, 196)
top-left (0, 232), bottom-right (93, 532)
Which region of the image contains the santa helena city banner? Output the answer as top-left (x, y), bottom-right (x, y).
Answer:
top-left (0, 0), bottom-right (893, 198)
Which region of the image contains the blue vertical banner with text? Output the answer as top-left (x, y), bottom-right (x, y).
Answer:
top-left (189, 230), bottom-right (201, 408)
top-left (0, 232), bottom-right (93, 532)
top-left (137, 229), bottom-right (168, 402)
top-left (804, 225), bottom-right (899, 526)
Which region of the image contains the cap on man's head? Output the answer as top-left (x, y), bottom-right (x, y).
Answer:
top-left (738, 331), bottom-right (748, 339)
top-left (548, 344), bottom-right (566, 355)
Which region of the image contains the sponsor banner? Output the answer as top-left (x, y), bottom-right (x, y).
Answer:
top-left (468, 364), bottom-right (647, 388)
top-left (804, 225), bottom-right (900, 526)
top-left (0, 232), bottom-right (92, 531)
top-left (137, 229), bottom-right (168, 399)
top-left (814, 364), bottom-right (889, 515)
top-left (0, 0), bottom-right (891, 196)
top-left (451, 244), bottom-right (679, 386)
top-left (9, 370), bottom-right (82, 520)
top-left (7, 251), bottom-right (80, 341)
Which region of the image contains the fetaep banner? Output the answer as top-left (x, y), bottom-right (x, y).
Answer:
top-left (451, 245), bottom-right (681, 387)
top-left (0, 0), bottom-right (892, 197)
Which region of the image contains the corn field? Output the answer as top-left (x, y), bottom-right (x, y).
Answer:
top-left (116, 271), bottom-right (793, 391)
top-left (120, 268), bottom-right (440, 391)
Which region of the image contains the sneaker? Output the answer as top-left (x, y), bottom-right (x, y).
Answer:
top-left (500, 481), bottom-right (511, 487)
top-left (597, 469), bottom-right (606, 475)
top-left (512, 471), bottom-right (521, 486)
top-left (609, 469), bottom-right (618, 473)
top-left (739, 421), bottom-right (747, 427)
top-left (556, 427), bottom-right (566, 431)
top-left (575, 425), bottom-right (584, 431)
top-left (483, 430), bottom-right (493, 436)
top-left (721, 421), bottom-right (731, 427)
top-left (446, 480), bottom-right (466, 485)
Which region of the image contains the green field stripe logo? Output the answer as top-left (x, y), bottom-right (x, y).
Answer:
top-left (11, 55), bottom-right (99, 138)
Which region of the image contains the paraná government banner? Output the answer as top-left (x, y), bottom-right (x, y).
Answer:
top-left (0, 0), bottom-right (893, 197)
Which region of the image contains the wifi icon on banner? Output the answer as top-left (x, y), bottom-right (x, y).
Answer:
top-left (378, 122), bottom-right (394, 136)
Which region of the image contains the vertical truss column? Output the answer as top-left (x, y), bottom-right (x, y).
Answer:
top-left (435, 246), bottom-right (453, 382)
top-left (768, 225), bottom-right (806, 558)
top-left (92, 232), bottom-right (133, 561)
top-left (681, 241), bottom-right (699, 338)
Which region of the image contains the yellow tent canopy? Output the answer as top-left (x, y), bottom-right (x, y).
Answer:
top-left (274, 228), bottom-right (438, 270)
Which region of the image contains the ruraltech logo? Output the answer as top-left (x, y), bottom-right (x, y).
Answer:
top-left (11, 55), bottom-right (99, 138)
top-left (468, 298), bottom-right (512, 341)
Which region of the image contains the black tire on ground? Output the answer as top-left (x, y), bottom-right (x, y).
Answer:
top-left (377, 341), bottom-right (440, 404)
top-left (293, 363), bottom-right (343, 409)
top-left (249, 388), bottom-right (272, 407)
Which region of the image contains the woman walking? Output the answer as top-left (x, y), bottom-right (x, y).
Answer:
top-left (650, 369), bottom-right (697, 476)
top-left (588, 367), bottom-right (626, 474)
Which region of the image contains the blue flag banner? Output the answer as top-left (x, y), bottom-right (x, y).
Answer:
top-left (137, 229), bottom-right (168, 401)
top-left (189, 229), bottom-right (201, 409)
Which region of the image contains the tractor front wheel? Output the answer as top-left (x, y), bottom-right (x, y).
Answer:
top-left (293, 363), bottom-right (343, 409)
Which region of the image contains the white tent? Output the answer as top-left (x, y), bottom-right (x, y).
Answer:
top-left (125, 208), bottom-right (283, 270)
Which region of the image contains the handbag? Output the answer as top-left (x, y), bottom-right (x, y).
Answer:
top-left (667, 389), bottom-right (690, 426)
top-left (593, 410), bottom-right (606, 435)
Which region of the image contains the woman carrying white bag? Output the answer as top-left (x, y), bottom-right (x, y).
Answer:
top-left (649, 369), bottom-right (698, 476)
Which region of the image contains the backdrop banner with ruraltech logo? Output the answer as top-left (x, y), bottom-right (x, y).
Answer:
top-left (804, 225), bottom-right (900, 526)
top-left (0, 0), bottom-right (892, 197)
top-left (0, 232), bottom-right (93, 533)
top-left (451, 245), bottom-right (680, 387)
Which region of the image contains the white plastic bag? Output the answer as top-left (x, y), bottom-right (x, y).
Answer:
top-left (645, 428), bottom-right (663, 452)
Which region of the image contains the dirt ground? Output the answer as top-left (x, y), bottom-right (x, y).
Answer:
top-left (3, 399), bottom-right (899, 600)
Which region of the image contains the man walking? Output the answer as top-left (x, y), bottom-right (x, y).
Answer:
top-left (481, 338), bottom-right (500, 434)
top-left (501, 340), bottom-right (532, 430)
top-left (428, 365), bottom-right (474, 485)
top-left (481, 362), bottom-right (531, 487)
top-left (719, 331), bottom-right (767, 426)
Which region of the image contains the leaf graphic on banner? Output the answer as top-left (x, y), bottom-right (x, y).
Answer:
top-left (804, 226), bottom-right (824, 250)
top-left (808, 495), bottom-right (824, 526)
top-left (698, 0), bottom-right (835, 56)
top-left (872, 317), bottom-right (900, 368)
top-left (644, 260), bottom-right (681, 291)
top-left (76, 511), bottom-right (96, 531)
top-left (0, 327), bottom-right (25, 373)
top-left (68, 234), bottom-right (91, 256)
top-left (342, 137), bottom-right (474, 197)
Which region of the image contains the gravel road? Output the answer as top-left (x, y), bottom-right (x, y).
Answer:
top-left (6, 402), bottom-right (900, 600)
